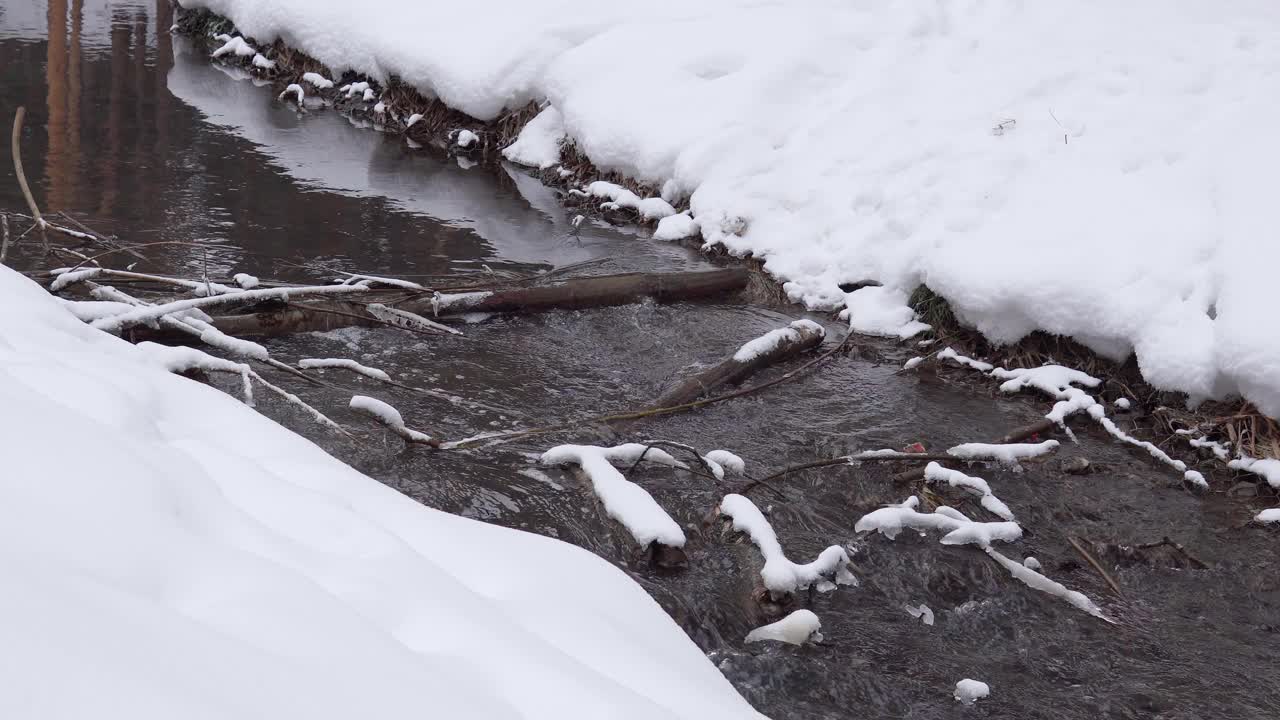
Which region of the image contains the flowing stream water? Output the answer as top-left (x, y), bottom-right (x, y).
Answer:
top-left (4, 4), bottom-right (1279, 718)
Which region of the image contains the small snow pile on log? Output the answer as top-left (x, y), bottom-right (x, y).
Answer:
top-left (1176, 429), bottom-right (1231, 461)
top-left (1229, 455), bottom-right (1280, 489)
top-left (984, 547), bottom-right (1110, 620)
top-left (1257, 509), bottom-right (1280, 524)
top-left (719, 493), bottom-right (854, 595)
top-left (935, 347), bottom-right (994, 373)
top-left (340, 81), bottom-right (370, 98)
top-left (300, 358), bottom-right (390, 381)
top-left (924, 463), bottom-right (1014, 521)
top-left (232, 272), bottom-right (260, 289)
top-left (745, 609), bottom-right (822, 646)
top-left (279, 83), bottom-right (305, 104)
top-left (251, 53), bottom-right (275, 70)
top-left (540, 444), bottom-right (687, 548)
top-left (405, 113), bottom-right (423, 127)
top-left (454, 129), bottom-right (479, 148)
top-left (733, 320), bottom-right (825, 363)
top-left (570, 181), bottom-right (676, 221)
top-left (302, 72), bottom-right (334, 89)
top-left (212, 36), bottom-right (255, 58)
top-left (703, 450), bottom-right (745, 480)
top-left (430, 290), bottom-right (493, 315)
top-left (855, 496), bottom-right (1021, 547)
top-left (1022, 556), bottom-right (1042, 570)
top-left (350, 395), bottom-right (435, 445)
top-left (59, 298), bottom-right (135, 322)
top-left (654, 212), bottom-right (699, 241)
top-left (953, 679), bottom-right (990, 706)
top-left (502, 106), bottom-right (566, 169)
top-left (50, 268), bottom-right (102, 292)
top-left (90, 283), bottom-right (366, 333)
top-left (947, 440), bottom-right (1059, 467)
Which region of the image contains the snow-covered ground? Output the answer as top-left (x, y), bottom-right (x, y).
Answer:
top-left (0, 265), bottom-right (762, 718)
top-left (181, 0), bottom-right (1280, 417)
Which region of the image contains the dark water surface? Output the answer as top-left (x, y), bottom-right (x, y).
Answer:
top-left (3, 4), bottom-right (1279, 719)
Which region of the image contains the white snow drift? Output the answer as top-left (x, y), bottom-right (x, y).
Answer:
top-left (181, 0), bottom-right (1280, 419)
top-left (0, 266), bottom-right (762, 719)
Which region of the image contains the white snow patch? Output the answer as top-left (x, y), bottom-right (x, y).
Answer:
top-left (1229, 456), bottom-right (1280, 489)
top-left (732, 319), bottom-right (824, 363)
top-left (279, 83), bottom-right (304, 104)
top-left (1114, 397), bottom-right (1132, 410)
top-left (924, 463), bottom-right (1013, 521)
top-left (302, 72), bottom-right (334, 89)
top-left (904, 604), bottom-right (935, 626)
top-left (405, 113), bottom-right (423, 128)
top-left (985, 548), bottom-right (1110, 621)
top-left (719, 493), bottom-right (854, 594)
top-left (855, 496), bottom-right (1021, 548)
top-left (349, 395), bottom-right (433, 443)
top-left (211, 36), bottom-right (255, 58)
top-left (936, 347), bottom-right (994, 373)
top-left (1022, 556), bottom-right (1042, 570)
top-left (954, 679), bottom-right (990, 706)
top-left (501, 105), bottom-right (566, 168)
top-left (654, 212), bottom-right (699, 241)
top-left (704, 450), bottom-right (745, 479)
top-left (540, 444), bottom-right (686, 548)
top-left (947, 440), bottom-right (1059, 465)
top-left (573, 181), bottom-right (676, 221)
top-left (1256, 508), bottom-right (1280, 524)
top-left (455, 129), bottom-right (479, 148)
top-left (300, 358), bottom-right (391, 381)
top-left (841, 286), bottom-right (929, 339)
top-left (232, 272), bottom-right (260, 289)
top-left (745, 609), bottom-right (822, 646)
top-left (251, 53), bottom-right (276, 70)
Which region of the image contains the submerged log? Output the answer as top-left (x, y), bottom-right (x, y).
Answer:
top-left (649, 319), bottom-right (826, 410)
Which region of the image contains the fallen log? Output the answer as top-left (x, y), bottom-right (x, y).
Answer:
top-left (125, 268), bottom-right (749, 341)
top-left (416, 267), bottom-right (749, 316)
top-left (650, 319), bottom-right (826, 410)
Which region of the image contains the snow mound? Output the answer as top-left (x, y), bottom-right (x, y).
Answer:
top-left (178, 0), bottom-right (1280, 418)
top-left (745, 609), bottom-right (821, 646)
top-left (954, 679), bottom-right (990, 706)
top-left (855, 496), bottom-right (1021, 548)
top-left (0, 266), bottom-right (763, 719)
top-left (733, 319), bottom-right (824, 363)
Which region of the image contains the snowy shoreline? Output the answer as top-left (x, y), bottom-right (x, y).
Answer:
top-left (175, 0), bottom-right (1280, 422)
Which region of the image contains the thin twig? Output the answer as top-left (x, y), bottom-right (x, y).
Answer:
top-left (1135, 536), bottom-right (1210, 569)
top-left (12, 107), bottom-right (48, 254)
top-left (1068, 535), bottom-right (1125, 598)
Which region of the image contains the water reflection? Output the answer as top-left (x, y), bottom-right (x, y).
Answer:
top-left (2, 0), bottom-right (698, 281)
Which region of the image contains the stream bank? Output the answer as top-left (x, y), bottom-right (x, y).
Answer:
top-left (4, 6), bottom-right (1280, 718)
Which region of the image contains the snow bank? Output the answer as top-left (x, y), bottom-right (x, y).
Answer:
top-left (502, 106), bottom-right (565, 168)
top-left (745, 609), bottom-right (822, 646)
top-left (181, 0), bottom-right (1280, 418)
top-left (540, 444), bottom-right (687, 548)
top-left (719, 493), bottom-right (854, 595)
top-left (0, 266), bottom-right (763, 719)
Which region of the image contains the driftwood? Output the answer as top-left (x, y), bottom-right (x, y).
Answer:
top-left (650, 321), bottom-right (825, 410)
top-left (11, 107), bottom-right (49, 254)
